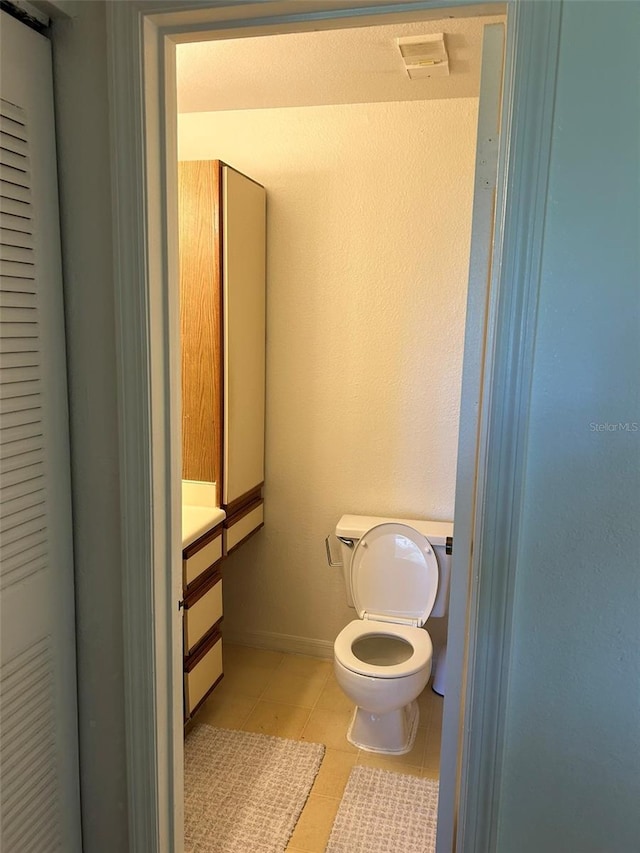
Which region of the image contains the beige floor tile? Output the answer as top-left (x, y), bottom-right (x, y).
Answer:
top-left (311, 748), bottom-right (358, 797)
top-left (287, 794), bottom-right (340, 852)
top-left (277, 653), bottom-right (332, 680)
top-left (219, 663), bottom-right (274, 698)
top-left (417, 684), bottom-right (443, 727)
top-left (422, 764), bottom-right (440, 780)
top-left (189, 646), bottom-right (444, 850)
top-left (220, 648), bottom-right (442, 767)
top-left (195, 690), bottom-right (257, 730)
top-left (243, 699), bottom-right (311, 739)
top-left (262, 668), bottom-right (328, 709)
top-left (223, 642), bottom-right (284, 672)
top-left (301, 707), bottom-right (358, 753)
top-left (357, 753), bottom-right (425, 778)
top-left (314, 674), bottom-right (353, 714)
top-left (423, 725), bottom-right (442, 776)
top-left (431, 696), bottom-right (444, 728)
top-left (422, 744), bottom-right (440, 779)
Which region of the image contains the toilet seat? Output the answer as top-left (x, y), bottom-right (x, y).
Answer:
top-left (335, 618), bottom-right (432, 679)
top-left (350, 523), bottom-right (439, 627)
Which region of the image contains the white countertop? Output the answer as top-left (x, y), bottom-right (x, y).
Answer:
top-left (182, 505), bottom-right (226, 549)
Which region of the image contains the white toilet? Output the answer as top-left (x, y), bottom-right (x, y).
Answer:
top-left (333, 514), bottom-right (453, 755)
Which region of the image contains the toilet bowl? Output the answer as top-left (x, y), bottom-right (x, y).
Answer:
top-left (332, 519), bottom-right (445, 755)
top-left (334, 618), bottom-right (432, 753)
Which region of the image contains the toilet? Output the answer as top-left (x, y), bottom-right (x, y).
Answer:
top-left (333, 514), bottom-right (453, 754)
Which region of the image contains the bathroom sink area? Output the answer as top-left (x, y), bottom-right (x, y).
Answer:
top-left (182, 504), bottom-right (226, 549)
top-left (182, 480), bottom-right (225, 548)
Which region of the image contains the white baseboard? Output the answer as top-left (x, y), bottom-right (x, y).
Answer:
top-left (223, 628), bottom-right (334, 660)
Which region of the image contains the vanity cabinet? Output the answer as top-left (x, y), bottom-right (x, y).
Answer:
top-left (181, 522), bottom-right (224, 720)
top-left (179, 159), bottom-right (266, 720)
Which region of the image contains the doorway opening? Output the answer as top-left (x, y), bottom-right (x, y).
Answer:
top-left (172, 7), bottom-right (505, 851)
top-left (108, 0), bottom-right (563, 849)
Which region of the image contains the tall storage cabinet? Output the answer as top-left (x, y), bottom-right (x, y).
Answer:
top-left (179, 159), bottom-right (266, 546)
top-left (179, 160), bottom-right (266, 721)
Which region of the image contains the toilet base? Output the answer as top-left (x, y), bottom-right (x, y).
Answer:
top-left (346, 699), bottom-right (420, 755)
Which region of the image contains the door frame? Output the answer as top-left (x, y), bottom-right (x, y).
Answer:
top-left (106, 1), bottom-right (562, 850)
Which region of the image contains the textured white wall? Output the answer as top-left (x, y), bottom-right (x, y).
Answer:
top-left (179, 98), bottom-right (478, 649)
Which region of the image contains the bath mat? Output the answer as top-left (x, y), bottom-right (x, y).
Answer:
top-left (325, 765), bottom-right (439, 853)
top-left (184, 724), bottom-right (324, 853)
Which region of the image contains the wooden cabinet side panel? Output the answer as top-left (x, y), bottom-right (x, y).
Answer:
top-left (179, 160), bottom-right (222, 484)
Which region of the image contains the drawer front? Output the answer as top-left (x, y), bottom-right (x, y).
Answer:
top-left (184, 576), bottom-right (223, 654)
top-left (184, 533), bottom-right (223, 586)
top-left (225, 502), bottom-right (264, 554)
top-left (184, 634), bottom-right (223, 718)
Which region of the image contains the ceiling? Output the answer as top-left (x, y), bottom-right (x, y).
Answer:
top-left (176, 11), bottom-right (506, 113)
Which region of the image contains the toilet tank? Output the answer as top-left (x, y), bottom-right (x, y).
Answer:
top-left (335, 514), bottom-right (453, 616)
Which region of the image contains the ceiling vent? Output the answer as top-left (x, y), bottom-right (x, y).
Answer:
top-left (396, 33), bottom-right (449, 79)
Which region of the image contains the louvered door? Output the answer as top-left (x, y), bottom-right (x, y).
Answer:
top-left (0, 11), bottom-right (81, 851)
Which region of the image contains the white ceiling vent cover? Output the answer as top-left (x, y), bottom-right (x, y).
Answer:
top-left (397, 33), bottom-right (449, 79)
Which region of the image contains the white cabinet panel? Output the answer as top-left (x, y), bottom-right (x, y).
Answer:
top-left (222, 165), bottom-right (266, 506)
top-left (183, 576), bottom-right (223, 654)
top-left (184, 635), bottom-right (223, 717)
top-left (183, 532), bottom-right (223, 587)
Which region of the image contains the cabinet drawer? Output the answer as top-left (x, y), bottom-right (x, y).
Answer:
top-left (224, 500), bottom-right (264, 554)
top-left (183, 574), bottom-right (223, 655)
top-left (184, 632), bottom-right (223, 718)
top-left (183, 531), bottom-right (223, 587)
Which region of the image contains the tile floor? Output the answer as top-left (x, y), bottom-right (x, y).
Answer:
top-left (193, 642), bottom-right (443, 853)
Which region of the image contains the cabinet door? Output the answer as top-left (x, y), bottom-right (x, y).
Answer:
top-left (183, 572), bottom-right (223, 655)
top-left (179, 160), bottom-right (222, 485)
top-left (222, 165), bottom-right (266, 507)
top-left (184, 630), bottom-right (223, 719)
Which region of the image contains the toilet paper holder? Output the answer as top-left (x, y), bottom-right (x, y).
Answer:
top-left (325, 535), bottom-right (344, 568)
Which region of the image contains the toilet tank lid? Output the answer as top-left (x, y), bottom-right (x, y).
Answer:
top-left (336, 514), bottom-right (453, 545)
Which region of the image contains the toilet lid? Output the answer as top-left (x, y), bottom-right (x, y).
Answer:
top-left (351, 523), bottom-right (439, 627)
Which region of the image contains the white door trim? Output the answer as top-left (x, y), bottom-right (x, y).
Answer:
top-left (105, 2), bottom-right (562, 850)
top-left (441, 4), bottom-right (563, 851)
top-left (436, 18), bottom-right (506, 853)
